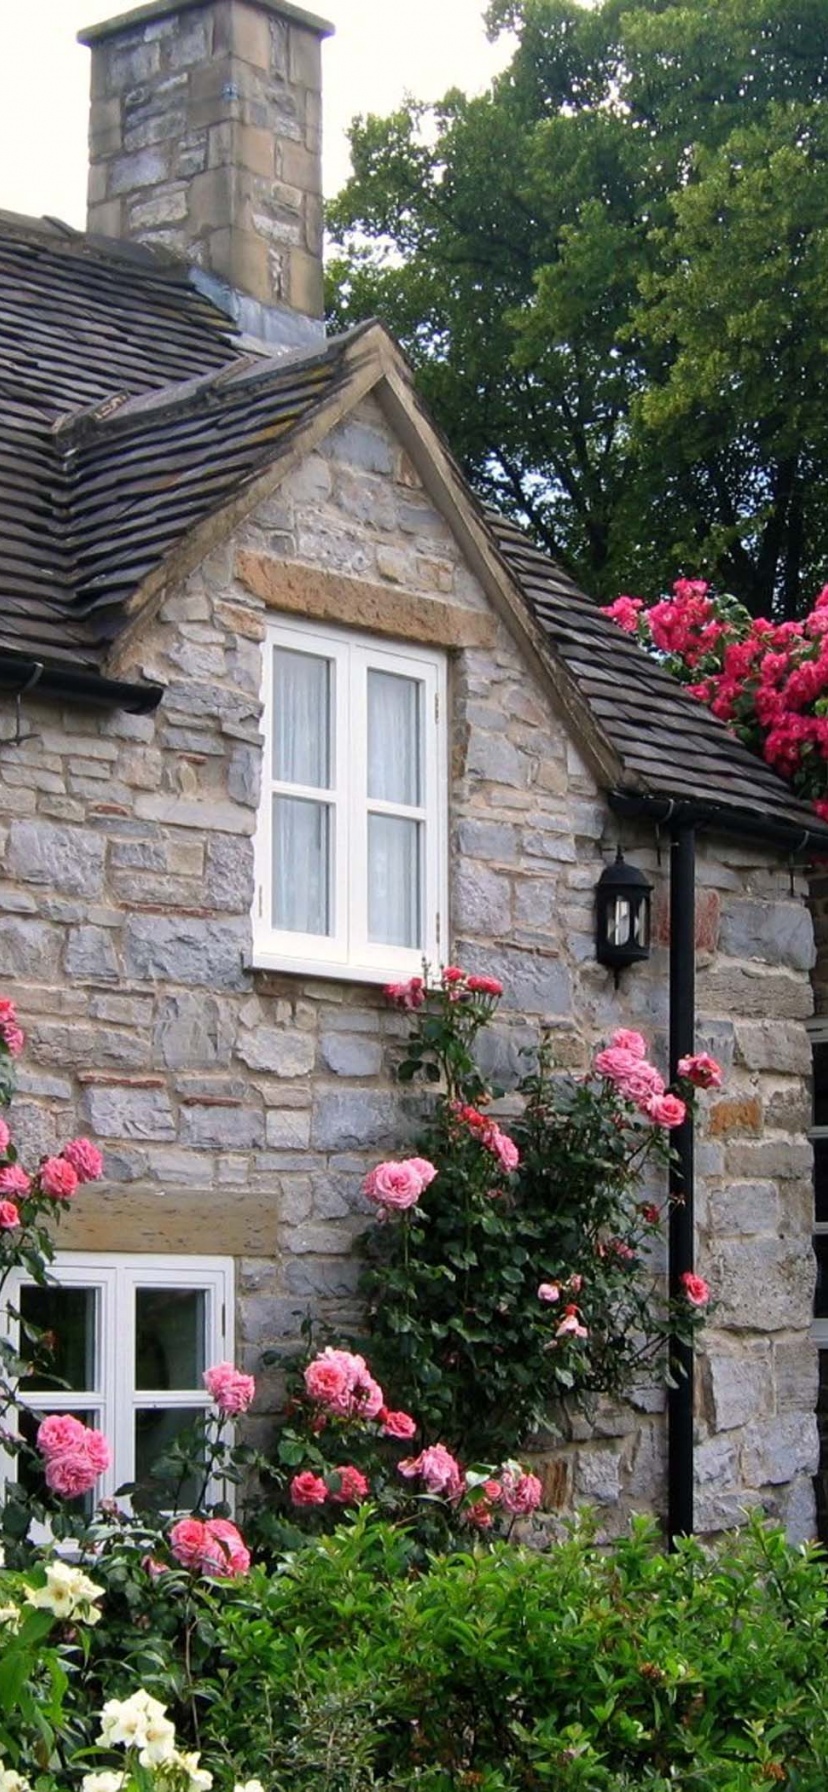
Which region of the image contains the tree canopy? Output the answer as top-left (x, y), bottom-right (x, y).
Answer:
top-left (326, 0), bottom-right (828, 615)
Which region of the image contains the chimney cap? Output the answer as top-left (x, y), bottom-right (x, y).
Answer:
top-left (78, 0), bottom-right (334, 48)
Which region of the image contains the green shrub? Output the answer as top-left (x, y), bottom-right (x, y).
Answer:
top-left (191, 1509), bottom-right (828, 1791)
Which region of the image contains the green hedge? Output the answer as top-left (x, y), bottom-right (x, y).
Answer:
top-left (181, 1511), bottom-right (828, 1792)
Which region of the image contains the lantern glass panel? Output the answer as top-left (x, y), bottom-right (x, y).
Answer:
top-left (633, 899), bottom-right (650, 947)
top-left (609, 898), bottom-right (631, 947)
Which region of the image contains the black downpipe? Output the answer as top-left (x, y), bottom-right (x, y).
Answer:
top-left (668, 824), bottom-right (696, 1543)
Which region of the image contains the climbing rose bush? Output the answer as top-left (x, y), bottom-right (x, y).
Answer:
top-left (603, 576), bottom-right (828, 818)
top-left (360, 968), bottom-right (715, 1458)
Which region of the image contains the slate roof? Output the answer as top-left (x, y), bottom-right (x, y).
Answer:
top-left (0, 212), bottom-right (825, 845)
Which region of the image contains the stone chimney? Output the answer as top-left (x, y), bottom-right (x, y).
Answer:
top-left (78, 0), bottom-right (333, 344)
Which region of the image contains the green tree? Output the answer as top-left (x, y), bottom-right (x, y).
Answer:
top-left (326, 0), bottom-right (828, 614)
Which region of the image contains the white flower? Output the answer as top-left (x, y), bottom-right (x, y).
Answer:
top-left (82, 1774), bottom-right (126, 1792)
top-left (159, 1750), bottom-right (213, 1792)
top-left (0, 1769), bottom-right (32, 1792)
top-left (234, 1782), bottom-right (264, 1792)
top-left (25, 1560), bottom-right (104, 1624)
top-left (99, 1689), bottom-right (174, 1757)
top-left (0, 1603), bottom-right (19, 1632)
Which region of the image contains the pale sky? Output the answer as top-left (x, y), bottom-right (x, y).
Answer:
top-left (0, 1), bottom-right (515, 228)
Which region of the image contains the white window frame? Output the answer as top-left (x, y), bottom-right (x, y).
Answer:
top-left (3, 1252), bottom-right (233, 1507)
top-left (252, 617), bottom-right (448, 982)
top-left (807, 1020), bottom-right (828, 1344)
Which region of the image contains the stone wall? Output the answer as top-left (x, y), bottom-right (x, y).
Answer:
top-left (0, 393), bottom-right (818, 1534)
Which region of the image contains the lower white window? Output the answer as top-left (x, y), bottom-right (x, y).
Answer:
top-left (5, 1253), bottom-right (233, 1509)
top-left (252, 617), bottom-right (448, 981)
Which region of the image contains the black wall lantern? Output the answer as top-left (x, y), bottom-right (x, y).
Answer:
top-left (596, 847), bottom-right (653, 979)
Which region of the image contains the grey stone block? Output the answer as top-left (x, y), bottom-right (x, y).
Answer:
top-left (236, 1028), bottom-right (315, 1076)
top-left (153, 992), bottom-right (234, 1068)
top-left (320, 1033), bottom-right (383, 1078)
top-left (83, 1085), bottom-right (176, 1141)
top-left (0, 918), bottom-right (62, 979)
top-left (741, 1412), bottom-right (818, 1487)
top-left (458, 942), bottom-right (573, 1019)
top-left (311, 1090), bottom-right (401, 1151)
top-left (720, 898), bottom-right (814, 972)
top-left (124, 915), bottom-right (248, 987)
top-left (6, 820), bottom-right (105, 897)
top-left (65, 925), bottom-right (120, 982)
top-left (180, 1105), bottom-right (265, 1150)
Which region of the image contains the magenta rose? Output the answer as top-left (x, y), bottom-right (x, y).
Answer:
top-left (0, 1164), bottom-right (30, 1197)
top-left (379, 1407), bottom-right (417, 1440)
top-left (61, 1137), bottom-right (105, 1182)
top-left (329, 1464), bottom-right (370, 1505)
top-left (39, 1157), bottom-right (79, 1201)
top-left (647, 1093), bottom-right (686, 1129)
top-left (500, 1468), bottom-right (543, 1516)
top-left (676, 1053), bottom-right (723, 1089)
top-left (204, 1362), bottom-right (256, 1416)
top-left (290, 1470), bottom-right (329, 1507)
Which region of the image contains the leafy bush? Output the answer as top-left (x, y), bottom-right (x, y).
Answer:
top-left (191, 1511), bottom-right (828, 1791)
top-left (361, 971), bottom-right (712, 1457)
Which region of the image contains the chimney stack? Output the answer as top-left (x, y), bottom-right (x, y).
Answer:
top-left (79, 0), bottom-right (333, 344)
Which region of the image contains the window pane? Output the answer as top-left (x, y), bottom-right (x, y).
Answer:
top-left (368, 815), bottom-right (421, 948)
top-left (367, 671), bottom-right (421, 806)
top-left (816, 1140), bottom-right (828, 1225)
top-left (816, 1042), bottom-right (828, 1127)
top-left (815, 1235), bottom-right (828, 1318)
top-left (136, 1289), bottom-right (206, 1391)
top-left (19, 1285), bottom-right (96, 1393)
top-left (134, 1407), bottom-right (206, 1508)
top-left (273, 795), bottom-right (331, 935)
top-left (273, 648), bottom-right (331, 789)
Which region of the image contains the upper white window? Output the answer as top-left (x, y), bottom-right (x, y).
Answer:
top-left (252, 618), bottom-right (448, 981)
top-left (4, 1253), bottom-right (232, 1511)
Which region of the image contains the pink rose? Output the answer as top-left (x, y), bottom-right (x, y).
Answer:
top-left (593, 1046), bottom-right (664, 1106)
top-left (84, 1428), bottom-right (111, 1475)
top-left (329, 1464), bottom-right (370, 1505)
top-left (500, 1469), bottom-right (542, 1516)
top-left (304, 1356), bottom-right (350, 1408)
top-left (609, 1029), bottom-right (647, 1059)
top-left (466, 976), bottom-right (503, 997)
top-left (168, 1517), bottom-right (206, 1568)
top-left (39, 1157), bottom-right (79, 1201)
top-left (363, 1158), bottom-right (435, 1212)
top-left (199, 1518), bottom-right (250, 1577)
top-left (406, 1157), bottom-right (438, 1190)
top-left (647, 1093), bottom-right (686, 1129)
top-left (384, 977), bottom-right (425, 1010)
top-left (488, 1126), bottom-right (520, 1173)
top-left (676, 1053), bottom-right (723, 1090)
top-left (204, 1362), bottom-right (256, 1416)
top-left (441, 966), bottom-right (466, 985)
top-left (45, 1448), bottom-right (102, 1499)
top-left (37, 1414), bottom-right (88, 1459)
top-left (538, 1283), bottom-right (560, 1303)
top-left (556, 1305), bottom-right (589, 1340)
top-left (0, 1165), bottom-right (30, 1197)
top-left (0, 1001), bottom-right (24, 1057)
top-left (290, 1471), bottom-right (329, 1507)
top-left (379, 1407), bottom-right (417, 1440)
top-left (0, 1119), bottom-right (10, 1156)
top-left (680, 1272), bottom-right (710, 1307)
top-left (61, 1137), bottom-right (105, 1182)
top-left (567, 1273), bottom-right (584, 1294)
top-left (303, 1348), bottom-right (384, 1420)
top-left (398, 1443), bottom-right (463, 1498)
top-left (622, 1063), bottom-right (666, 1107)
top-left (0, 1200), bottom-right (19, 1229)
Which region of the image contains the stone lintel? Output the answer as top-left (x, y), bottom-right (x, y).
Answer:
top-left (79, 0), bottom-right (334, 48)
top-left (54, 1185), bottom-right (280, 1255)
top-left (235, 552), bottom-right (497, 651)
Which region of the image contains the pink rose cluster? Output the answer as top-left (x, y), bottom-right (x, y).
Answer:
top-left (36, 1412), bottom-right (110, 1499)
top-left (204, 1361), bottom-right (256, 1416)
top-left (455, 1104), bottom-right (520, 1173)
top-left (0, 998), bottom-right (25, 1058)
top-left (169, 1515), bottom-right (250, 1578)
top-left (303, 1346), bottom-right (391, 1424)
top-left (602, 574), bottom-right (828, 820)
top-left (677, 1052), bottom-right (723, 1090)
top-left (398, 1445), bottom-right (542, 1528)
top-left (592, 1029), bottom-right (687, 1129)
top-left (383, 966), bottom-right (504, 1011)
top-left (363, 1156), bottom-right (437, 1214)
top-left (290, 1463), bottom-right (370, 1508)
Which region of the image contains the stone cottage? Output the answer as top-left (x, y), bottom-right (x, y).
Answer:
top-left (0, 0), bottom-right (826, 1539)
